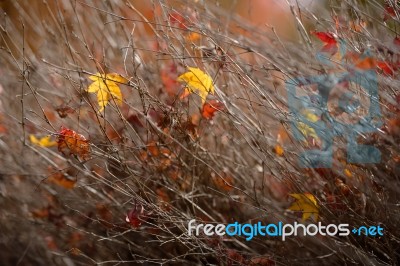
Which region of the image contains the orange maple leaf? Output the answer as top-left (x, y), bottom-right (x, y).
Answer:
top-left (201, 100), bottom-right (224, 119)
top-left (57, 127), bottom-right (90, 160)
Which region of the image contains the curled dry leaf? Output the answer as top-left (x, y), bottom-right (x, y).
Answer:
top-left (212, 172), bottom-right (234, 192)
top-left (57, 126), bottom-right (90, 160)
top-left (126, 203), bottom-right (145, 228)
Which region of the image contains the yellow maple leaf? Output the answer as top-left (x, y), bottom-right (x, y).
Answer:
top-left (177, 67), bottom-right (214, 104)
top-left (87, 73), bottom-right (127, 112)
top-left (297, 109), bottom-right (319, 140)
top-left (288, 193), bottom-right (319, 221)
top-left (30, 135), bottom-right (57, 147)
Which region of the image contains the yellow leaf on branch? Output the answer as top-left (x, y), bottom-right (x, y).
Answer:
top-left (177, 67), bottom-right (214, 104)
top-left (87, 73), bottom-right (127, 112)
top-left (288, 193), bottom-right (319, 221)
top-left (297, 109), bottom-right (319, 140)
top-left (29, 135), bottom-right (57, 147)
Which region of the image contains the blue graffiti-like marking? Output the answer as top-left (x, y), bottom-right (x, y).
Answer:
top-left (286, 41), bottom-right (381, 168)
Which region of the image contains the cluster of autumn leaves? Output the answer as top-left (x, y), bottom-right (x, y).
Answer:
top-left (29, 66), bottom-right (219, 156)
top-left (28, 65), bottom-right (321, 223)
top-left (87, 67), bottom-right (218, 113)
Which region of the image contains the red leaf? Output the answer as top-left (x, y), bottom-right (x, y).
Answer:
top-left (201, 100), bottom-right (224, 119)
top-left (311, 31), bottom-right (337, 44)
top-left (376, 61), bottom-right (395, 76)
top-left (126, 203), bottom-right (145, 228)
top-left (384, 3), bottom-right (397, 21)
